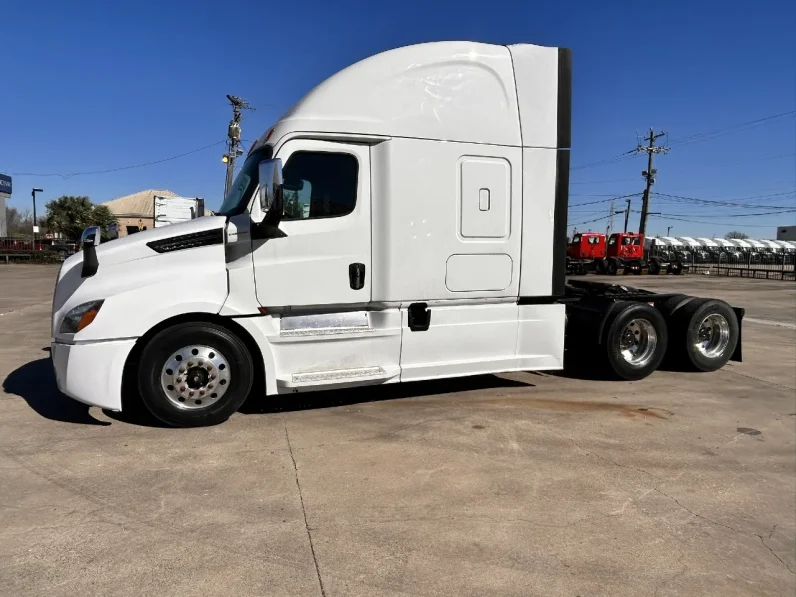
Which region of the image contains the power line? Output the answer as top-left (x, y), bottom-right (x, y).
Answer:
top-left (570, 150), bottom-right (638, 171)
top-left (648, 214), bottom-right (790, 228)
top-left (654, 191), bottom-right (795, 210)
top-left (567, 214), bottom-right (612, 226)
top-left (649, 208), bottom-right (796, 218)
top-left (570, 177), bottom-right (640, 185)
top-left (8, 141), bottom-right (226, 179)
top-left (570, 112), bottom-right (794, 175)
top-left (568, 192), bottom-right (643, 209)
top-left (667, 111), bottom-right (795, 148)
top-left (698, 152), bottom-right (796, 168)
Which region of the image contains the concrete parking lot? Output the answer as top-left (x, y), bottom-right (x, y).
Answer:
top-left (1, 264), bottom-right (794, 596)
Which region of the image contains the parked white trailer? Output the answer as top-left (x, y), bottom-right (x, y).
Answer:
top-left (696, 237), bottom-right (720, 248)
top-left (154, 195), bottom-right (205, 228)
top-left (49, 42), bottom-right (744, 427)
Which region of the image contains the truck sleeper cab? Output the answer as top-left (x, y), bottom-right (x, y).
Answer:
top-left (50, 42), bottom-right (743, 427)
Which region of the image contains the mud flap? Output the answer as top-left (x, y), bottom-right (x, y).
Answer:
top-left (731, 306), bottom-right (745, 362)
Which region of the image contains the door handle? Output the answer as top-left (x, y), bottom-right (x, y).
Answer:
top-left (408, 303), bottom-right (431, 332)
top-left (349, 263), bottom-right (366, 290)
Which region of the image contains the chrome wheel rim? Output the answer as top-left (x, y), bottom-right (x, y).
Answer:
top-left (619, 318), bottom-right (658, 367)
top-left (695, 314), bottom-right (730, 359)
top-left (160, 345), bottom-right (231, 410)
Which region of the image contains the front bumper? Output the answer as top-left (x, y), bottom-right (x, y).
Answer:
top-left (51, 339), bottom-right (137, 411)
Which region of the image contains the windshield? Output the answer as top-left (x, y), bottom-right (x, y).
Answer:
top-left (217, 146), bottom-right (273, 216)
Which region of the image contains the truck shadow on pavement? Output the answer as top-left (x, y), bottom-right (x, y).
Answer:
top-left (4, 353), bottom-right (532, 428)
top-left (102, 375), bottom-right (534, 427)
top-left (238, 375), bottom-right (533, 415)
top-left (3, 354), bottom-right (111, 426)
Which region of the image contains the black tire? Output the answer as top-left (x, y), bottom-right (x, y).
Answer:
top-left (648, 258), bottom-right (661, 275)
top-left (594, 258), bottom-right (606, 275)
top-left (602, 303), bottom-right (668, 381)
top-left (667, 260), bottom-right (683, 275)
top-left (666, 298), bottom-right (739, 372)
top-left (137, 322), bottom-right (254, 427)
top-left (656, 293), bottom-right (695, 320)
top-left (606, 257), bottom-right (619, 275)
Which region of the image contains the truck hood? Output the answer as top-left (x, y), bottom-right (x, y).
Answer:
top-left (59, 216), bottom-right (227, 278)
top-left (53, 216), bottom-right (231, 341)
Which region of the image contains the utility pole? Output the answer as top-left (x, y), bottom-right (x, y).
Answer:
top-left (31, 188), bottom-right (43, 243)
top-left (637, 129), bottom-right (668, 236)
top-left (623, 198), bottom-right (632, 232)
top-left (667, 225), bottom-right (674, 236)
top-left (606, 199), bottom-right (625, 236)
top-left (606, 199), bottom-right (615, 236)
top-left (222, 95), bottom-right (254, 197)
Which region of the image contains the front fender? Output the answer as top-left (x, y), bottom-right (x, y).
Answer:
top-left (54, 244), bottom-right (228, 342)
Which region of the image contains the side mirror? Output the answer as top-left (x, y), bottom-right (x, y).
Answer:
top-left (258, 158), bottom-right (284, 226)
top-left (81, 226), bottom-right (101, 249)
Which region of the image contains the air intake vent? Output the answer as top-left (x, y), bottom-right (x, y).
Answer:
top-left (147, 228), bottom-right (224, 254)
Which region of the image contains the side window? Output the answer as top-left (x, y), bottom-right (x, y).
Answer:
top-left (281, 151), bottom-right (358, 220)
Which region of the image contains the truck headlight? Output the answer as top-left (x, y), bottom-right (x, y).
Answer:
top-left (60, 300), bottom-right (104, 334)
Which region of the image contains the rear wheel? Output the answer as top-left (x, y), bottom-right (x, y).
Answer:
top-left (656, 293), bottom-right (694, 320)
top-left (594, 258), bottom-right (606, 274)
top-left (667, 260), bottom-right (683, 275)
top-left (137, 322), bottom-right (254, 427)
top-left (666, 298), bottom-right (739, 371)
top-left (603, 303), bottom-right (668, 380)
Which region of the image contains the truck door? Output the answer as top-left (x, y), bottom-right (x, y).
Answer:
top-left (252, 139), bottom-right (371, 308)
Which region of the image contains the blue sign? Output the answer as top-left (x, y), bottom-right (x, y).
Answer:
top-left (0, 174), bottom-right (11, 195)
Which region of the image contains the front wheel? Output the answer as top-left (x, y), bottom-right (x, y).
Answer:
top-left (648, 258), bottom-right (661, 275)
top-left (606, 258), bottom-right (620, 275)
top-left (137, 322), bottom-right (254, 427)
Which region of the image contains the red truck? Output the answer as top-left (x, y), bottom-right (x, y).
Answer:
top-left (567, 232), bottom-right (684, 276)
top-left (566, 232), bottom-right (607, 274)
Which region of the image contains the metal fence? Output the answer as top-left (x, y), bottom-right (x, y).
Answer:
top-left (0, 238), bottom-right (46, 252)
top-left (648, 247), bottom-right (795, 281)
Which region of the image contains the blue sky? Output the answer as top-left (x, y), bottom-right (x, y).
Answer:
top-left (1, 0), bottom-right (794, 238)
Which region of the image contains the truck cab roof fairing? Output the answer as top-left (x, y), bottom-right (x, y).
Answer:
top-left (272, 41), bottom-right (562, 148)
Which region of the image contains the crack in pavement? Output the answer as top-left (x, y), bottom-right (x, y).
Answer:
top-left (721, 367), bottom-right (796, 392)
top-left (654, 551), bottom-right (688, 597)
top-left (550, 429), bottom-right (795, 577)
top-left (0, 301), bottom-right (51, 319)
top-left (654, 489), bottom-right (795, 575)
top-left (284, 417), bottom-right (327, 597)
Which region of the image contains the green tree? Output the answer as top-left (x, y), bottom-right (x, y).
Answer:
top-left (42, 196), bottom-right (118, 240)
top-left (725, 231), bottom-right (749, 240)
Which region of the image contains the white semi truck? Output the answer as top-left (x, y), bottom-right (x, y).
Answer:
top-left (50, 42), bottom-right (743, 427)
